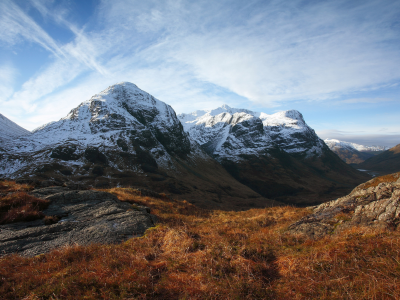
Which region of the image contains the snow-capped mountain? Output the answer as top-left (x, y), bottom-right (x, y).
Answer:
top-left (324, 139), bottom-right (390, 152)
top-left (0, 113), bottom-right (31, 142)
top-left (0, 87), bottom-right (370, 207)
top-left (0, 83), bottom-right (275, 210)
top-left (178, 105), bottom-right (325, 159)
top-left (1, 82), bottom-right (191, 175)
top-left (178, 105), bottom-right (369, 204)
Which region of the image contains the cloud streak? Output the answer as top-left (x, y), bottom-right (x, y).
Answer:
top-left (1, 0), bottom-right (400, 135)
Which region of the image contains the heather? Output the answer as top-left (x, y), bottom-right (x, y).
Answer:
top-left (0, 184), bottom-right (399, 299)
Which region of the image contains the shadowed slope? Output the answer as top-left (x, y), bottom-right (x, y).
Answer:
top-left (356, 143), bottom-right (400, 175)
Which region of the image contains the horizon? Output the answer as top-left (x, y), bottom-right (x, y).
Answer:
top-left (1, 0), bottom-right (399, 147)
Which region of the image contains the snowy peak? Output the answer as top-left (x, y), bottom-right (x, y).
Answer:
top-left (2, 82), bottom-right (194, 177)
top-left (178, 104), bottom-right (255, 123)
top-left (36, 82), bottom-right (182, 141)
top-left (0, 113), bottom-right (31, 141)
top-left (179, 106), bottom-right (324, 158)
top-left (324, 139), bottom-right (390, 152)
top-left (260, 110), bottom-right (305, 128)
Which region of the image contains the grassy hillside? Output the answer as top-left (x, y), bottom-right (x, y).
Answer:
top-left (0, 181), bottom-right (399, 299)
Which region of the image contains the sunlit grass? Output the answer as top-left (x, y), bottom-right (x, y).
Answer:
top-left (0, 184), bottom-right (399, 299)
top-left (0, 181), bottom-right (48, 224)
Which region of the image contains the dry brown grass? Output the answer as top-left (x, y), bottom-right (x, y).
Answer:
top-left (0, 186), bottom-right (399, 299)
top-left (0, 180), bottom-right (33, 193)
top-left (360, 172), bottom-right (400, 189)
top-left (0, 181), bottom-right (49, 224)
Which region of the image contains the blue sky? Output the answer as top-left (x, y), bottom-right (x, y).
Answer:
top-left (0, 0), bottom-right (399, 147)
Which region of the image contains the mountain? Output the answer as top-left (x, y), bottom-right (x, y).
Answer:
top-left (0, 83), bottom-right (279, 210)
top-left (356, 143), bottom-right (400, 175)
top-left (178, 105), bottom-right (370, 205)
top-left (324, 139), bottom-right (390, 164)
top-left (324, 139), bottom-right (390, 153)
top-left (324, 139), bottom-right (375, 164)
top-left (0, 113), bottom-right (31, 143)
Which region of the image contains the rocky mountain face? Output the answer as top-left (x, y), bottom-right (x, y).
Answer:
top-left (324, 139), bottom-right (388, 164)
top-left (179, 105), bottom-right (370, 205)
top-left (289, 172), bottom-right (400, 239)
top-left (0, 113), bottom-right (31, 143)
top-left (0, 83), bottom-right (278, 210)
top-left (356, 143), bottom-right (400, 176)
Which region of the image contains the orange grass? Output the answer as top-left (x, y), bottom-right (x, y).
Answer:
top-left (0, 181), bottom-right (49, 224)
top-left (0, 187), bottom-right (399, 299)
top-left (0, 180), bottom-right (33, 192)
top-left (360, 172), bottom-right (400, 189)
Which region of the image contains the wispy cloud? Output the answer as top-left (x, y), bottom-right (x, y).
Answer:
top-left (338, 98), bottom-right (394, 104)
top-left (0, 63), bottom-right (17, 103)
top-left (1, 0), bottom-right (400, 132)
top-left (92, 0), bottom-right (400, 106)
top-left (0, 0), bottom-right (64, 57)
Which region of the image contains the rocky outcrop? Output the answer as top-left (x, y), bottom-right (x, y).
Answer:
top-left (0, 187), bottom-right (156, 257)
top-left (289, 172), bottom-right (400, 238)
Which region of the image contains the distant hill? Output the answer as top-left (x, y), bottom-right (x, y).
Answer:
top-left (356, 143), bottom-right (400, 175)
top-left (324, 139), bottom-right (389, 164)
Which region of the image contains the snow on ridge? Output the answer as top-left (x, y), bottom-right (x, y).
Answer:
top-left (1, 82), bottom-right (197, 178)
top-left (324, 139), bottom-right (390, 152)
top-left (178, 105), bottom-right (323, 158)
top-left (8, 82), bottom-right (184, 153)
top-left (0, 113), bottom-right (31, 141)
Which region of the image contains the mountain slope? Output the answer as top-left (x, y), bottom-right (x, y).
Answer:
top-left (179, 105), bottom-right (370, 205)
top-left (0, 83), bottom-right (279, 210)
top-left (324, 139), bottom-right (374, 164)
top-left (324, 139), bottom-right (390, 164)
top-left (0, 114), bottom-right (31, 143)
top-left (356, 143), bottom-right (400, 175)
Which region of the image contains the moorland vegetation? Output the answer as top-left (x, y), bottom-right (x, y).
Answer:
top-left (0, 180), bottom-right (399, 299)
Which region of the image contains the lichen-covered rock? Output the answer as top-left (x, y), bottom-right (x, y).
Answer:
top-left (0, 187), bottom-right (156, 257)
top-left (289, 172), bottom-right (400, 238)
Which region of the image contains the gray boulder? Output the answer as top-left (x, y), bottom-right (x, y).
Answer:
top-left (0, 187), bottom-right (156, 257)
top-left (289, 174), bottom-right (400, 238)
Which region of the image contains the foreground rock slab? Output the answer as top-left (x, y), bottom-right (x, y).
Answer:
top-left (0, 187), bottom-right (156, 257)
top-left (289, 173), bottom-right (400, 238)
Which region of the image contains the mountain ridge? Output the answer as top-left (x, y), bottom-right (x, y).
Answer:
top-left (1, 86), bottom-right (370, 207)
top-left (324, 138), bottom-right (392, 164)
top-left (0, 83), bottom-right (280, 210)
top-left (0, 113), bottom-right (31, 143)
top-left (179, 104), bottom-right (370, 205)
